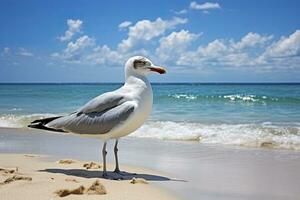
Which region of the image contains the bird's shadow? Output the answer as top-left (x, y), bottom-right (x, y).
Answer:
top-left (39, 168), bottom-right (173, 181)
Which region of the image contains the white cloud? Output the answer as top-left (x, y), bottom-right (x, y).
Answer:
top-left (177, 39), bottom-right (227, 66)
top-left (86, 45), bottom-right (151, 67)
top-left (1, 47), bottom-right (11, 59)
top-left (52, 35), bottom-right (95, 62)
top-left (118, 17), bottom-right (188, 52)
top-left (65, 36), bottom-right (94, 53)
top-left (59, 19), bottom-right (83, 42)
top-left (176, 32), bottom-right (275, 68)
top-left (190, 2), bottom-right (221, 10)
top-left (156, 30), bottom-right (200, 63)
top-left (198, 39), bottom-right (227, 57)
top-left (52, 17), bottom-right (188, 66)
top-left (233, 32), bottom-right (273, 50)
top-left (174, 9), bottom-right (188, 15)
top-left (174, 30), bottom-right (300, 71)
top-left (51, 18), bottom-right (300, 72)
top-left (18, 47), bottom-right (34, 57)
top-left (3, 47), bottom-right (10, 54)
top-left (174, 1), bottom-right (221, 15)
top-left (118, 21), bottom-right (132, 30)
top-left (263, 30), bottom-right (300, 58)
top-left (86, 45), bottom-right (124, 65)
top-left (254, 30), bottom-right (300, 70)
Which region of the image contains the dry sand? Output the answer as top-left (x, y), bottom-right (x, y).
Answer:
top-left (0, 154), bottom-right (178, 200)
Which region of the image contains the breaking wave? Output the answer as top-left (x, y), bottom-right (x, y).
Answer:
top-left (131, 121), bottom-right (300, 150)
top-left (0, 114), bottom-right (57, 128)
top-left (1, 114), bottom-right (300, 150)
top-left (166, 93), bottom-right (300, 104)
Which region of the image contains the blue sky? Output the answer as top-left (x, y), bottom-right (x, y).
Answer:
top-left (0, 0), bottom-right (300, 82)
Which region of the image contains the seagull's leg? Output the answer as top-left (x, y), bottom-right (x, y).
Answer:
top-left (113, 139), bottom-right (120, 173)
top-left (113, 139), bottom-right (136, 176)
top-left (102, 141), bottom-right (108, 178)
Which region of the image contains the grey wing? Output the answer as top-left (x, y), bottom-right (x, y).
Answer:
top-left (77, 92), bottom-right (127, 114)
top-left (46, 93), bottom-right (135, 134)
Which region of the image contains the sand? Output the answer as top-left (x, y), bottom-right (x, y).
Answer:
top-left (0, 154), bottom-right (177, 200)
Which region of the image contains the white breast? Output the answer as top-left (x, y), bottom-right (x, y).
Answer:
top-left (105, 76), bottom-right (153, 139)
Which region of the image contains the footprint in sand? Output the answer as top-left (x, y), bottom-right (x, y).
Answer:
top-left (0, 168), bottom-right (16, 174)
top-left (86, 180), bottom-right (107, 195)
top-left (130, 177), bottom-right (148, 184)
top-left (0, 175), bottom-right (32, 186)
top-left (24, 154), bottom-right (38, 158)
top-left (83, 162), bottom-right (101, 169)
top-left (55, 180), bottom-right (106, 197)
top-left (0, 167), bottom-right (31, 186)
top-left (57, 159), bottom-right (76, 164)
top-left (55, 185), bottom-right (85, 197)
top-left (65, 178), bottom-right (79, 183)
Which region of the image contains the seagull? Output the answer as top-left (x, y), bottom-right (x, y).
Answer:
top-left (28, 56), bottom-right (166, 178)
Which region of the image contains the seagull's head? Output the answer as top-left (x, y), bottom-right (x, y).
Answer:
top-left (125, 56), bottom-right (166, 79)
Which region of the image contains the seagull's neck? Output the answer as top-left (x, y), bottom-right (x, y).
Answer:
top-left (125, 75), bottom-right (151, 89)
top-left (124, 75), bottom-right (153, 117)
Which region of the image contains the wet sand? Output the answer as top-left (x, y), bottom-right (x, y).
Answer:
top-left (1, 127), bottom-right (300, 200)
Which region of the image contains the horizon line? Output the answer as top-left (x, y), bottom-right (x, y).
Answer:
top-left (0, 82), bottom-right (300, 84)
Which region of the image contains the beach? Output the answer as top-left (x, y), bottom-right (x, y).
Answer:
top-left (0, 128), bottom-right (178, 200)
top-left (0, 153), bottom-right (176, 200)
top-left (1, 127), bottom-right (300, 200)
top-left (0, 83), bottom-right (300, 199)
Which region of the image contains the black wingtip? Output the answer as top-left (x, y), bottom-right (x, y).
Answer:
top-left (30, 116), bottom-right (62, 124)
top-left (28, 116), bottom-right (66, 133)
top-left (28, 122), bottom-right (66, 132)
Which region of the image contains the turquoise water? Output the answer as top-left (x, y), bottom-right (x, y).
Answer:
top-left (0, 83), bottom-right (300, 149)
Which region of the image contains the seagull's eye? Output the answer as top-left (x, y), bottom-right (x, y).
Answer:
top-left (133, 60), bottom-right (146, 69)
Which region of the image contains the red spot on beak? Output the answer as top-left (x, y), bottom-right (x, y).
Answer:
top-left (148, 66), bottom-right (167, 74)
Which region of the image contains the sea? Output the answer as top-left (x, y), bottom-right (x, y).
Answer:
top-left (0, 83), bottom-right (299, 150)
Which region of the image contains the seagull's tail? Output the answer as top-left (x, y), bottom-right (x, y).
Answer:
top-left (28, 116), bottom-right (66, 132)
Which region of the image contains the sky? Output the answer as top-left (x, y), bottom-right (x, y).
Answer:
top-left (0, 0), bottom-right (300, 83)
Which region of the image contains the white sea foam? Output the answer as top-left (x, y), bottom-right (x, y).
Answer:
top-left (169, 93), bottom-right (278, 103)
top-left (0, 114), bottom-right (57, 128)
top-left (223, 94), bottom-right (258, 102)
top-left (1, 114), bottom-right (299, 150)
top-left (169, 94), bottom-right (197, 100)
top-left (131, 121), bottom-right (300, 150)
top-left (9, 108), bottom-right (23, 111)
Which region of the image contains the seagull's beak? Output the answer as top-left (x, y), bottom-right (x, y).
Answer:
top-left (148, 66), bottom-right (167, 74)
